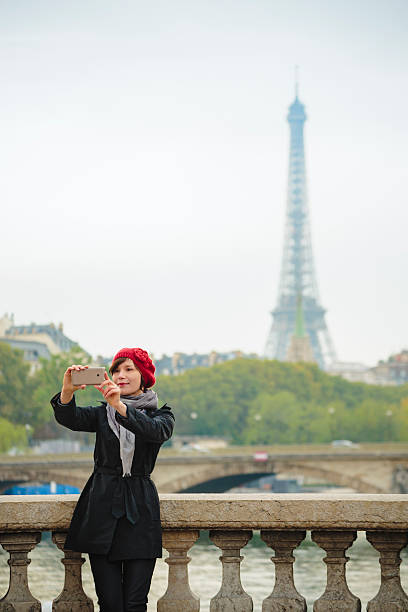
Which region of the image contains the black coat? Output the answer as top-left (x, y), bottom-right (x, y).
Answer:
top-left (51, 392), bottom-right (175, 560)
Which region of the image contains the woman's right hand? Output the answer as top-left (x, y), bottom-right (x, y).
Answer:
top-left (60, 365), bottom-right (88, 404)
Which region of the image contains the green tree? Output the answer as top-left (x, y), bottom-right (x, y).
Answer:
top-left (155, 358), bottom-right (408, 445)
top-left (0, 342), bottom-right (36, 425)
top-left (244, 391), bottom-right (299, 445)
top-left (0, 417), bottom-right (27, 453)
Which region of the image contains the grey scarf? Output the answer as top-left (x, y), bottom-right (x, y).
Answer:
top-left (106, 389), bottom-right (158, 476)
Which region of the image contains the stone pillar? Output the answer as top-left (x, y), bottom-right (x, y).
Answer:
top-left (157, 529), bottom-right (200, 612)
top-left (209, 530), bottom-right (253, 612)
top-left (52, 532), bottom-right (94, 611)
top-left (312, 530), bottom-right (361, 612)
top-left (366, 530), bottom-right (408, 611)
top-left (0, 531), bottom-right (42, 612)
top-left (260, 530), bottom-right (306, 612)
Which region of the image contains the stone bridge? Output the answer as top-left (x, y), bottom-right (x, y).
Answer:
top-left (2, 451), bottom-right (408, 493)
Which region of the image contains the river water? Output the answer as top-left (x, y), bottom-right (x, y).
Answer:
top-left (1, 530), bottom-right (408, 611)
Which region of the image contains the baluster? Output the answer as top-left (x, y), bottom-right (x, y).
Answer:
top-left (0, 531), bottom-right (42, 612)
top-left (260, 529), bottom-right (306, 612)
top-left (312, 530), bottom-right (361, 611)
top-left (52, 531), bottom-right (94, 611)
top-left (157, 529), bottom-right (200, 612)
top-left (366, 530), bottom-right (408, 611)
top-left (209, 530), bottom-right (253, 612)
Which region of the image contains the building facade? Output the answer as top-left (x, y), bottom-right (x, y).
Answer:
top-left (154, 350), bottom-right (258, 376)
top-left (327, 350), bottom-right (408, 386)
top-left (0, 314), bottom-right (79, 372)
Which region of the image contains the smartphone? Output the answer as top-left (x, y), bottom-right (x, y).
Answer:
top-left (71, 367), bottom-right (106, 386)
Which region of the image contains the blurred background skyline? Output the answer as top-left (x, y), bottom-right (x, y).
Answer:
top-left (0, 0), bottom-right (407, 365)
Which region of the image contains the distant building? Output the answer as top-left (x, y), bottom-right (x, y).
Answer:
top-left (2, 338), bottom-right (52, 362)
top-left (326, 361), bottom-right (381, 385)
top-left (0, 313), bottom-right (79, 373)
top-left (0, 313), bottom-right (14, 337)
top-left (371, 350), bottom-right (408, 386)
top-left (155, 350), bottom-right (258, 376)
top-left (327, 350), bottom-right (408, 386)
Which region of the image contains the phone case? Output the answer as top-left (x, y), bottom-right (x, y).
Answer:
top-left (71, 367), bottom-right (105, 386)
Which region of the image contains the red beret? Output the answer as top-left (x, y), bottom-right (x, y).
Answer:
top-left (112, 347), bottom-right (156, 388)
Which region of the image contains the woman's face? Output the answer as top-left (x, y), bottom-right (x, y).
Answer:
top-left (112, 359), bottom-right (143, 396)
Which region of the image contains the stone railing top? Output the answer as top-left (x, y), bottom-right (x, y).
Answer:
top-left (1, 493), bottom-right (408, 531)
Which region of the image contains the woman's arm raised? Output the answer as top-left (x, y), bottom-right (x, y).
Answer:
top-left (51, 364), bottom-right (98, 432)
top-left (60, 364), bottom-right (87, 403)
top-left (115, 405), bottom-right (175, 443)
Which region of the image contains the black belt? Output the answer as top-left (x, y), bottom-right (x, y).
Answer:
top-left (94, 466), bottom-right (151, 478)
top-left (93, 466), bottom-right (151, 525)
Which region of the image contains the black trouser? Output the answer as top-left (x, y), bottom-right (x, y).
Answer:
top-left (89, 554), bottom-right (156, 612)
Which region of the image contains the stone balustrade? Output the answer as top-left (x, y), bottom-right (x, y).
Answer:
top-left (1, 493), bottom-right (408, 610)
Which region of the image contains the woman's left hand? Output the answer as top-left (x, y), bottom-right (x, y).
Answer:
top-left (95, 373), bottom-right (127, 416)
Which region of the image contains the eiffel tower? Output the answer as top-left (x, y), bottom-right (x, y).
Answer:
top-left (264, 78), bottom-right (336, 368)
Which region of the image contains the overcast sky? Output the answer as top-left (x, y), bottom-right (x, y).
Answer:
top-left (0, 0), bottom-right (407, 366)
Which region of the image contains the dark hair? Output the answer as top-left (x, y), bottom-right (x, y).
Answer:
top-left (110, 357), bottom-right (145, 392)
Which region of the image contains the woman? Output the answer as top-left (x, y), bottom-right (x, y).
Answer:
top-left (51, 347), bottom-right (175, 612)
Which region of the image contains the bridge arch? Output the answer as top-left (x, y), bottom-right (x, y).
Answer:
top-left (157, 459), bottom-right (380, 493)
top-left (179, 472), bottom-right (276, 493)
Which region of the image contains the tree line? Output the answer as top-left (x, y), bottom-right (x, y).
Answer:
top-left (0, 342), bottom-right (407, 452)
top-left (0, 343), bottom-right (97, 451)
top-left (155, 358), bottom-right (408, 445)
